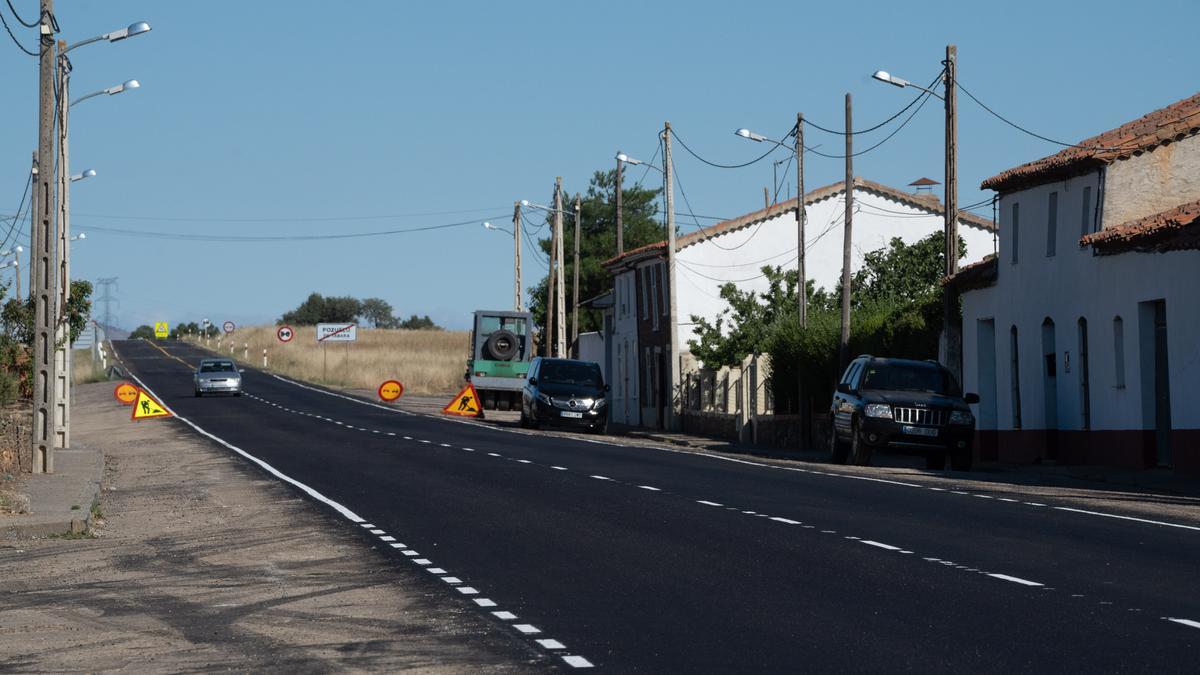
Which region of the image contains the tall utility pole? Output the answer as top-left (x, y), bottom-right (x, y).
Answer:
top-left (32, 0), bottom-right (58, 473)
top-left (838, 94), bottom-right (854, 371)
top-left (796, 111), bottom-right (809, 446)
top-left (553, 177), bottom-right (566, 358)
top-left (53, 42), bottom-right (72, 449)
top-left (663, 121), bottom-right (680, 431)
top-left (24, 150), bottom-right (37, 301)
top-left (511, 201), bottom-right (522, 311)
top-left (571, 195), bottom-right (581, 354)
top-left (943, 44), bottom-right (961, 383)
top-left (96, 277), bottom-right (118, 334)
top-left (614, 152), bottom-right (624, 256)
top-left (544, 184), bottom-right (557, 357)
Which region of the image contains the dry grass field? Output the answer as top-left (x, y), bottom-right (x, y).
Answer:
top-left (186, 326), bottom-right (470, 396)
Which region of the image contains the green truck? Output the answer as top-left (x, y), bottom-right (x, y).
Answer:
top-left (466, 310), bottom-right (535, 411)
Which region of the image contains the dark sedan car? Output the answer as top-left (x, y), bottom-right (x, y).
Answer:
top-left (520, 357), bottom-right (608, 434)
top-left (828, 355), bottom-right (979, 470)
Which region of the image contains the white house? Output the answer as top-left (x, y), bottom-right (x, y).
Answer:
top-left (950, 92), bottom-right (1200, 473)
top-left (602, 177), bottom-right (996, 429)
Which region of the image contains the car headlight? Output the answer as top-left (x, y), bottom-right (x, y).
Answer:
top-left (863, 403), bottom-right (892, 419)
top-left (593, 397), bottom-right (607, 409)
top-left (536, 392), bottom-right (551, 405)
top-left (949, 410), bottom-right (974, 425)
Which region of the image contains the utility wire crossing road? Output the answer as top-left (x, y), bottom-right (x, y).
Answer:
top-left (115, 340), bottom-right (1199, 672)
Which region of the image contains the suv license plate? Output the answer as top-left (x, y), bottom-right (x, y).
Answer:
top-left (560, 411), bottom-right (583, 419)
top-left (903, 425), bottom-right (938, 437)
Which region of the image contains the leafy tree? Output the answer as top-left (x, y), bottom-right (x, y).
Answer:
top-left (280, 293), bottom-right (362, 325)
top-left (361, 297), bottom-right (398, 328)
top-left (398, 314), bottom-right (440, 330)
top-left (688, 266), bottom-right (801, 367)
top-left (170, 321), bottom-right (217, 339)
top-left (63, 280), bottom-right (93, 346)
top-left (528, 169), bottom-right (663, 345)
top-left (129, 324), bottom-right (156, 340)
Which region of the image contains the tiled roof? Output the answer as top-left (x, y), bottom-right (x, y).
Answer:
top-left (941, 254), bottom-right (998, 291)
top-left (1080, 199), bottom-right (1200, 255)
top-left (981, 92), bottom-right (1200, 193)
top-left (603, 177), bottom-right (994, 269)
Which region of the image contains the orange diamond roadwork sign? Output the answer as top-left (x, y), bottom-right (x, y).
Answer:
top-left (131, 388), bottom-right (172, 421)
top-left (378, 380), bottom-right (404, 402)
top-left (442, 383), bottom-right (483, 418)
top-left (114, 382), bottom-right (139, 405)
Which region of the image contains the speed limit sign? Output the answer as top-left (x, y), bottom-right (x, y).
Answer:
top-left (277, 325), bottom-right (294, 343)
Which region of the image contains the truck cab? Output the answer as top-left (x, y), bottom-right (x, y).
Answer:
top-left (467, 310), bottom-right (535, 410)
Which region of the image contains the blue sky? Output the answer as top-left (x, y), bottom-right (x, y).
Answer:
top-left (1, 0), bottom-right (1196, 330)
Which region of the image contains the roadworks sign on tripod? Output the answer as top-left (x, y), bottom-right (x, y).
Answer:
top-left (442, 383), bottom-right (483, 418)
top-left (131, 389), bottom-right (172, 421)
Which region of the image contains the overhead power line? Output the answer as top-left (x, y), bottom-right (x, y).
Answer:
top-left (1, 5), bottom-right (38, 56)
top-left (66, 205), bottom-right (510, 224)
top-left (803, 72), bottom-right (944, 136)
top-left (805, 90), bottom-right (935, 159)
top-left (6, 0), bottom-right (39, 27)
top-left (79, 215), bottom-right (508, 242)
top-left (669, 126), bottom-right (791, 170)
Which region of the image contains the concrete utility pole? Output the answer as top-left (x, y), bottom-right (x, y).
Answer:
top-left (943, 44), bottom-right (961, 383)
top-left (571, 195), bottom-right (581, 353)
top-left (23, 151), bottom-right (36, 301)
top-left (615, 153), bottom-right (624, 256)
top-left (796, 111), bottom-right (809, 445)
top-left (553, 176), bottom-right (566, 358)
top-left (32, 0), bottom-right (58, 473)
top-left (512, 201), bottom-right (522, 312)
top-left (53, 42), bottom-right (71, 449)
top-left (663, 121), bottom-right (680, 431)
top-left (838, 94), bottom-right (854, 371)
top-left (545, 184), bottom-right (557, 357)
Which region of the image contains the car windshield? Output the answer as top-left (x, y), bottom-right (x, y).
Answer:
top-left (862, 363), bottom-right (956, 395)
top-left (539, 361), bottom-right (603, 387)
top-left (200, 362), bottom-right (237, 373)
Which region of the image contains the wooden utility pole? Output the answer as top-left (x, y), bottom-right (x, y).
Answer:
top-left (838, 94), bottom-right (854, 371)
top-left (553, 177), bottom-right (566, 357)
top-left (545, 182), bottom-right (558, 357)
top-left (32, 0), bottom-right (58, 473)
top-left (512, 201), bottom-right (522, 312)
top-left (571, 195), bottom-right (581, 353)
top-left (663, 122), bottom-right (680, 431)
top-left (943, 44), bottom-right (962, 383)
top-left (763, 187), bottom-right (769, 210)
top-left (615, 153), bottom-right (624, 255)
top-left (796, 111), bottom-right (809, 446)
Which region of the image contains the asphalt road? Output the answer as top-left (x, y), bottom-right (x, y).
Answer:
top-left (114, 339), bottom-right (1200, 672)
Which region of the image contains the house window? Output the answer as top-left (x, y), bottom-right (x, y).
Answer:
top-left (1113, 316), bottom-right (1126, 389)
top-left (1078, 318), bottom-right (1091, 430)
top-left (1011, 202), bottom-right (1020, 264)
top-left (1081, 186), bottom-right (1093, 237)
top-left (1010, 325), bottom-right (1022, 429)
top-left (658, 263), bottom-right (668, 317)
top-left (1046, 191), bottom-right (1058, 257)
top-left (649, 264), bottom-right (660, 330)
top-left (640, 267), bottom-right (649, 320)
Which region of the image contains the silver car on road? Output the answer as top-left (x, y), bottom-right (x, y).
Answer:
top-left (194, 358), bottom-right (243, 397)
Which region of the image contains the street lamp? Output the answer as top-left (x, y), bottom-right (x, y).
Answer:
top-left (47, 20), bottom-right (151, 452)
top-left (70, 232), bottom-right (86, 242)
top-left (70, 168), bottom-right (96, 182)
top-left (873, 46), bottom-right (961, 383)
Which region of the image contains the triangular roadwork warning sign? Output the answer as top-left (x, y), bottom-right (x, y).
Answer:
top-left (442, 383), bottom-right (483, 418)
top-left (131, 389), bottom-right (172, 421)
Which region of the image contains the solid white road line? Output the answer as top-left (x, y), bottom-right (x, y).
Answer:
top-left (769, 516), bottom-right (801, 525)
top-left (987, 573), bottom-right (1044, 587)
top-left (1053, 507), bottom-right (1200, 532)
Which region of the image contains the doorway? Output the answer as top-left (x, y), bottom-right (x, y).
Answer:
top-left (1139, 300), bottom-right (1172, 466)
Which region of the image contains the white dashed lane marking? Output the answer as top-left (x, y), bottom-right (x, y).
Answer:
top-left (562, 655), bottom-right (594, 668)
top-left (696, 500), bottom-right (722, 507)
top-left (514, 624), bottom-right (542, 634)
top-left (493, 611), bottom-right (517, 620)
top-left (862, 540), bottom-right (902, 551)
top-left (638, 485), bottom-right (661, 491)
top-left (988, 573), bottom-right (1044, 587)
top-left (1166, 618), bottom-right (1200, 630)
top-left (474, 598), bottom-right (497, 608)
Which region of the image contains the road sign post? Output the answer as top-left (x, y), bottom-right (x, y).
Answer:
top-left (378, 380), bottom-right (404, 402)
top-left (277, 325), bottom-right (294, 343)
top-left (316, 323), bottom-right (357, 384)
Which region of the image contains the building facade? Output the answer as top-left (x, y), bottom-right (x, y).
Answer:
top-left (953, 92), bottom-right (1200, 473)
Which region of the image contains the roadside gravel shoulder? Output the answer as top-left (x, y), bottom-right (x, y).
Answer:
top-left (0, 381), bottom-right (541, 673)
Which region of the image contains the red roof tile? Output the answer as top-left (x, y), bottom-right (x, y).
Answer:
top-left (1080, 199), bottom-right (1200, 255)
top-left (942, 254), bottom-right (997, 291)
top-left (981, 92), bottom-right (1200, 193)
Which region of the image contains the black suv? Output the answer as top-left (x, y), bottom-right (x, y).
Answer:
top-left (828, 355), bottom-right (979, 470)
top-left (520, 357), bottom-right (609, 434)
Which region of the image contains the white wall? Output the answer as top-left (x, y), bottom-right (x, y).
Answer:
top-left (961, 171), bottom-right (1200, 433)
top-left (675, 186), bottom-right (995, 355)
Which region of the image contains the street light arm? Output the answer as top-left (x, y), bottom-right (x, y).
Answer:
top-left (871, 70), bottom-right (944, 101)
top-left (65, 21), bottom-right (152, 53)
top-left (70, 79), bottom-right (140, 108)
